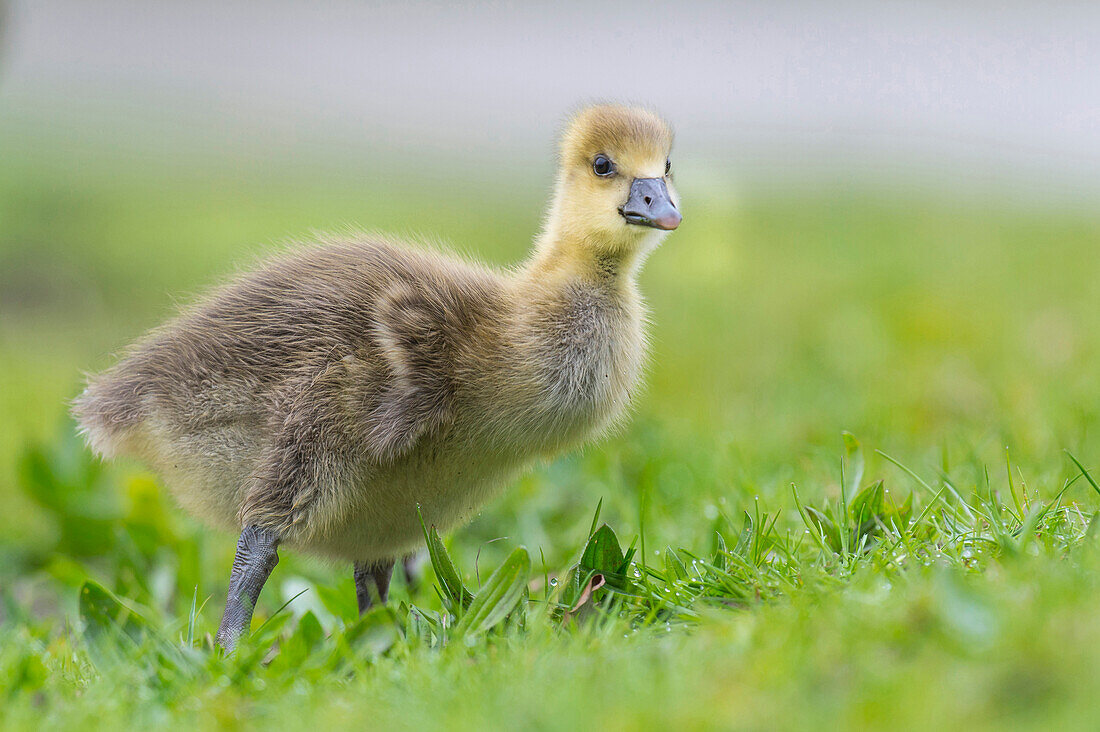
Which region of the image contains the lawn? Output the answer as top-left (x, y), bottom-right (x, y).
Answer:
top-left (3, 131), bottom-right (1100, 730)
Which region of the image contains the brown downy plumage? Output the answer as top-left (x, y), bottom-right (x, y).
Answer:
top-left (72, 103), bottom-right (681, 647)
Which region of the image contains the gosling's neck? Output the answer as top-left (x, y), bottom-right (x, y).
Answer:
top-left (520, 222), bottom-right (646, 297)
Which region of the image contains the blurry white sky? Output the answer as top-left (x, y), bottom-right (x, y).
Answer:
top-left (1, 0), bottom-right (1098, 202)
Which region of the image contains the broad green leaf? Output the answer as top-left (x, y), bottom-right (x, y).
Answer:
top-left (454, 546), bottom-right (531, 639)
top-left (428, 525), bottom-right (475, 610)
top-left (79, 580), bottom-right (151, 645)
top-left (327, 606), bottom-right (402, 671)
top-left (734, 512), bottom-right (754, 555)
top-left (405, 605), bottom-right (434, 647)
top-left (803, 506), bottom-right (842, 554)
top-left (895, 491), bottom-right (914, 526)
top-left (314, 579), bottom-right (358, 624)
top-left (580, 524), bottom-right (624, 574)
top-left (418, 510), bottom-right (474, 610)
top-left (664, 547), bottom-right (689, 581)
top-left (271, 610), bottom-right (326, 669)
top-left (850, 480), bottom-right (886, 536)
top-left (296, 610), bottom-right (324, 650)
top-left (79, 581), bottom-right (195, 682)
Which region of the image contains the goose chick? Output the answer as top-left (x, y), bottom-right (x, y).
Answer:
top-left (73, 104), bottom-right (682, 649)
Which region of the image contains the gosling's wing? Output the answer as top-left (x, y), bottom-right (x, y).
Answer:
top-left (242, 244), bottom-right (508, 534)
top-left (360, 281), bottom-right (456, 460)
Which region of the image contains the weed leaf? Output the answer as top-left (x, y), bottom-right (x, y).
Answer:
top-left (454, 546), bottom-right (531, 639)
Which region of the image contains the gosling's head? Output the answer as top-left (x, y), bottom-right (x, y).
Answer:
top-left (548, 104), bottom-right (681, 258)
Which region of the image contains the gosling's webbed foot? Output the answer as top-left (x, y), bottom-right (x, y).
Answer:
top-left (216, 525), bottom-right (280, 652)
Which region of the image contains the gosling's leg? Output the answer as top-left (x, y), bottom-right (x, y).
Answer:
top-left (353, 559), bottom-right (395, 615)
top-left (216, 525), bottom-right (280, 651)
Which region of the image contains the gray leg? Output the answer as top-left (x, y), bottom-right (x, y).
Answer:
top-left (216, 525), bottom-right (280, 651)
top-left (353, 559), bottom-right (395, 615)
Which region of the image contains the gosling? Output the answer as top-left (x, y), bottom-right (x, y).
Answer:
top-left (73, 104), bottom-right (682, 650)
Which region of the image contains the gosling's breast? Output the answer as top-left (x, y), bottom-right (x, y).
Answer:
top-left (515, 285), bottom-right (646, 449)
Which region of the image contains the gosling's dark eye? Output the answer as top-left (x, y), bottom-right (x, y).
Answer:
top-left (665, 159), bottom-right (672, 175)
top-left (592, 155), bottom-right (614, 177)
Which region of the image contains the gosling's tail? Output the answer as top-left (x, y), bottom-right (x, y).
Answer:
top-left (71, 370), bottom-right (149, 460)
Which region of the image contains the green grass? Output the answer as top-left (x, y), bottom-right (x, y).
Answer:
top-left (3, 136), bottom-right (1100, 730)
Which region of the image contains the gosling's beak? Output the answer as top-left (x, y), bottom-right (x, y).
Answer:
top-left (619, 178), bottom-right (682, 231)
